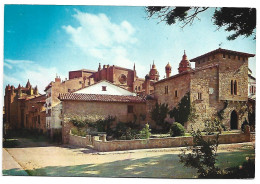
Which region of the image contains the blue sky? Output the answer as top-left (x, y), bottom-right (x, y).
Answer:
top-left (4, 5), bottom-right (256, 93)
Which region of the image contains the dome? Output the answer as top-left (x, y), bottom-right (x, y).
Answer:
top-left (165, 62), bottom-right (172, 69)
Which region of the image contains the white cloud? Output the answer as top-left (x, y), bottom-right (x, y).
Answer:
top-left (4, 59), bottom-right (63, 94)
top-left (62, 10), bottom-right (146, 77)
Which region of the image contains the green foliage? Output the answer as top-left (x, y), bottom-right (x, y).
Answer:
top-left (222, 158), bottom-right (255, 178)
top-left (169, 92), bottom-right (194, 125)
top-left (71, 127), bottom-right (87, 137)
top-left (217, 101), bottom-right (228, 121)
top-left (169, 122), bottom-right (185, 137)
top-left (204, 118), bottom-right (225, 135)
top-left (95, 116), bottom-right (116, 133)
top-left (241, 119), bottom-right (249, 133)
top-left (139, 123), bottom-right (152, 139)
top-left (150, 102), bottom-right (169, 127)
top-left (146, 7), bottom-right (256, 40)
top-left (70, 117), bottom-right (88, 128)
top-left (214, 8), bottom-right (256, 40)
top-left (248, 107), bottom-right (255, 131)
top-left (179, 129), bottom-right (221, 178)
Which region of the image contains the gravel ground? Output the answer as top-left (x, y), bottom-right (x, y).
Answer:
top-left (2, 137), bottom-right (255, 178)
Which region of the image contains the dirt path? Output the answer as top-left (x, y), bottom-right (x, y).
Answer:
top-left (3, 138), bottom-right (255, 178)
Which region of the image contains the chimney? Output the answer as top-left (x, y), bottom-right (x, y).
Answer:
top-left (55, 76), bottom-right (61, 83)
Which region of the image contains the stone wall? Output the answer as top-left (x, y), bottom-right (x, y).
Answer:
top-left (154, 73), bottom-right (191, 109)
top-left (92, 132), bottom-right (251, 152)
top-left (69, 133), bottom-right (92, 147)
top-left (62, 101), bottom-right (146, 125)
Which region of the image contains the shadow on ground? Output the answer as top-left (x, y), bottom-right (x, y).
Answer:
top-left (3, 147), bottom-right (255, 178)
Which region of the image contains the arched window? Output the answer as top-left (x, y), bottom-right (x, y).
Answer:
top-left (234, 80), bottom-right (237, 95)
top-left (231, 80), bottom-right (233, 95)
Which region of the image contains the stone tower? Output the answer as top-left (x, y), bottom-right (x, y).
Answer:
top-left (165, 62), bottom-right (172, 78)
top-left (149, 61), bottom-right (159, 81)
top-left (178, 50), bottom-right (192, 74)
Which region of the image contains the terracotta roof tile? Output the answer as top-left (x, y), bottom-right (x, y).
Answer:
top-left (59, 93), bottom-right (146, 103)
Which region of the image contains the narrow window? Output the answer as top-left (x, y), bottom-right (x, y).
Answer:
top-left (102, 86), bottom-right (107, 91)
top-left (135, 86), bottom-right (137, 92)
top-left (68, 89), bottom-right (71, 93)
top-left (234, 80), bottom-right (237, 95)
top-left (238, 56), bottom-right (240, 60)
top-left (198, 93), bottom-right (202, 100)
top-left (231, 80), bottom-right (233, 95)
top-left (243, 57), bottom-right (245, 61)
top-left (138, 86), bottom-right (141, 91)
top-left (228, 55), bottom-right (231, 59)
top-left (127, 105), bottom-right (134, 113)
top-left (175, 90), bottom-right (178, 97)
top-left (223, 54), bottom-right (226, 58)
top-left (198, 61), bottom-right (200, 64)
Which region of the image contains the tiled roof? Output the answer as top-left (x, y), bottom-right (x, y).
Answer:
top-left (190, 48), bottom-right (255, 62)
top-left (59, 93), bottom-right (146, 103)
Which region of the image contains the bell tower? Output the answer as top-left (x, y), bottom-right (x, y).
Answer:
top-left (149, 60), bottom-right (159, 81)
top-left (178, 50), bottom-right (192, 73)
top-left (165, 62), bottom-right (172, 78)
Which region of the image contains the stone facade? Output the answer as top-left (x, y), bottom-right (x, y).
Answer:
top-left (154, 48), bottom-right (254, 131)
top-left (4, 80), bottom-right (42, 130)
top-left (61, 100), bottom-right (146, 143)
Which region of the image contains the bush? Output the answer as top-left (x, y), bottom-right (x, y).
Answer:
top-left (169, 122), bottom-right (185, 137)
top-left (71, 127), bottom-right (87, 137)
top-left (139, 123), bottom-right (151, 139)
top-left (241, 119), bottom-right (249, 133)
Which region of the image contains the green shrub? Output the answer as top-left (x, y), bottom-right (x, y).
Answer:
top-left (139, 123), bottom-right (151, 139)
top-left (169, 122), bottom-right (185, 137)
top-left (71, 127), bottom-right (87, 137)
top-left (241, 118), bottom-right (249, 133)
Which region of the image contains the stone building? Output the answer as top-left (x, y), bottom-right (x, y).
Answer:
top-left (44, 63), bottom-right (157, 138)
top-left (4, 80), bottom-right (41, 129)
top-left (154, 48), bottom-right (255, 131)
top-left (23, 95), bottom-right (46, 133)
top-left (58, 80), bottom-right (147, 143)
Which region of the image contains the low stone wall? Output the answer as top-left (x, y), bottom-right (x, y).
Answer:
top-left (92, 132), bottom-right (251, 152)
top-left (69, 133), bottom-right (92, 147)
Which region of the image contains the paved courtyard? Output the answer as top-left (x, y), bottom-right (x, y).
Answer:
top-left (2, 137), bottom-right (255, 178)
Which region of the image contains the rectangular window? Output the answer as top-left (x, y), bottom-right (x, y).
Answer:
top-left (228, 55), bottom-right (231, 59)
top-left (175, 90), bottom-right (178, 97)
top-left (127, 105), bottom-right (134, 113)
top-left (68, 89), bottom-right (71, 92)
top-left (238, 56), bottom-right (240, 60)
top-left (223, 54), bottom-right (226, 58)
top-left (198, 93), bottom-right (202, 100)
top-left (102, 86), bottom-right (107, 91)
top-left (165, 86), bottom-right (168, 94)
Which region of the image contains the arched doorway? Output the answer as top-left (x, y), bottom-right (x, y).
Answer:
top-left (230, 110), bottom-right (238, 129)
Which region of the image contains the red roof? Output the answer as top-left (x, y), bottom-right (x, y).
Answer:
top-left (190, 48), bottom-right (255, 62)
top-left (58, 93), bottom-right (146, 103)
